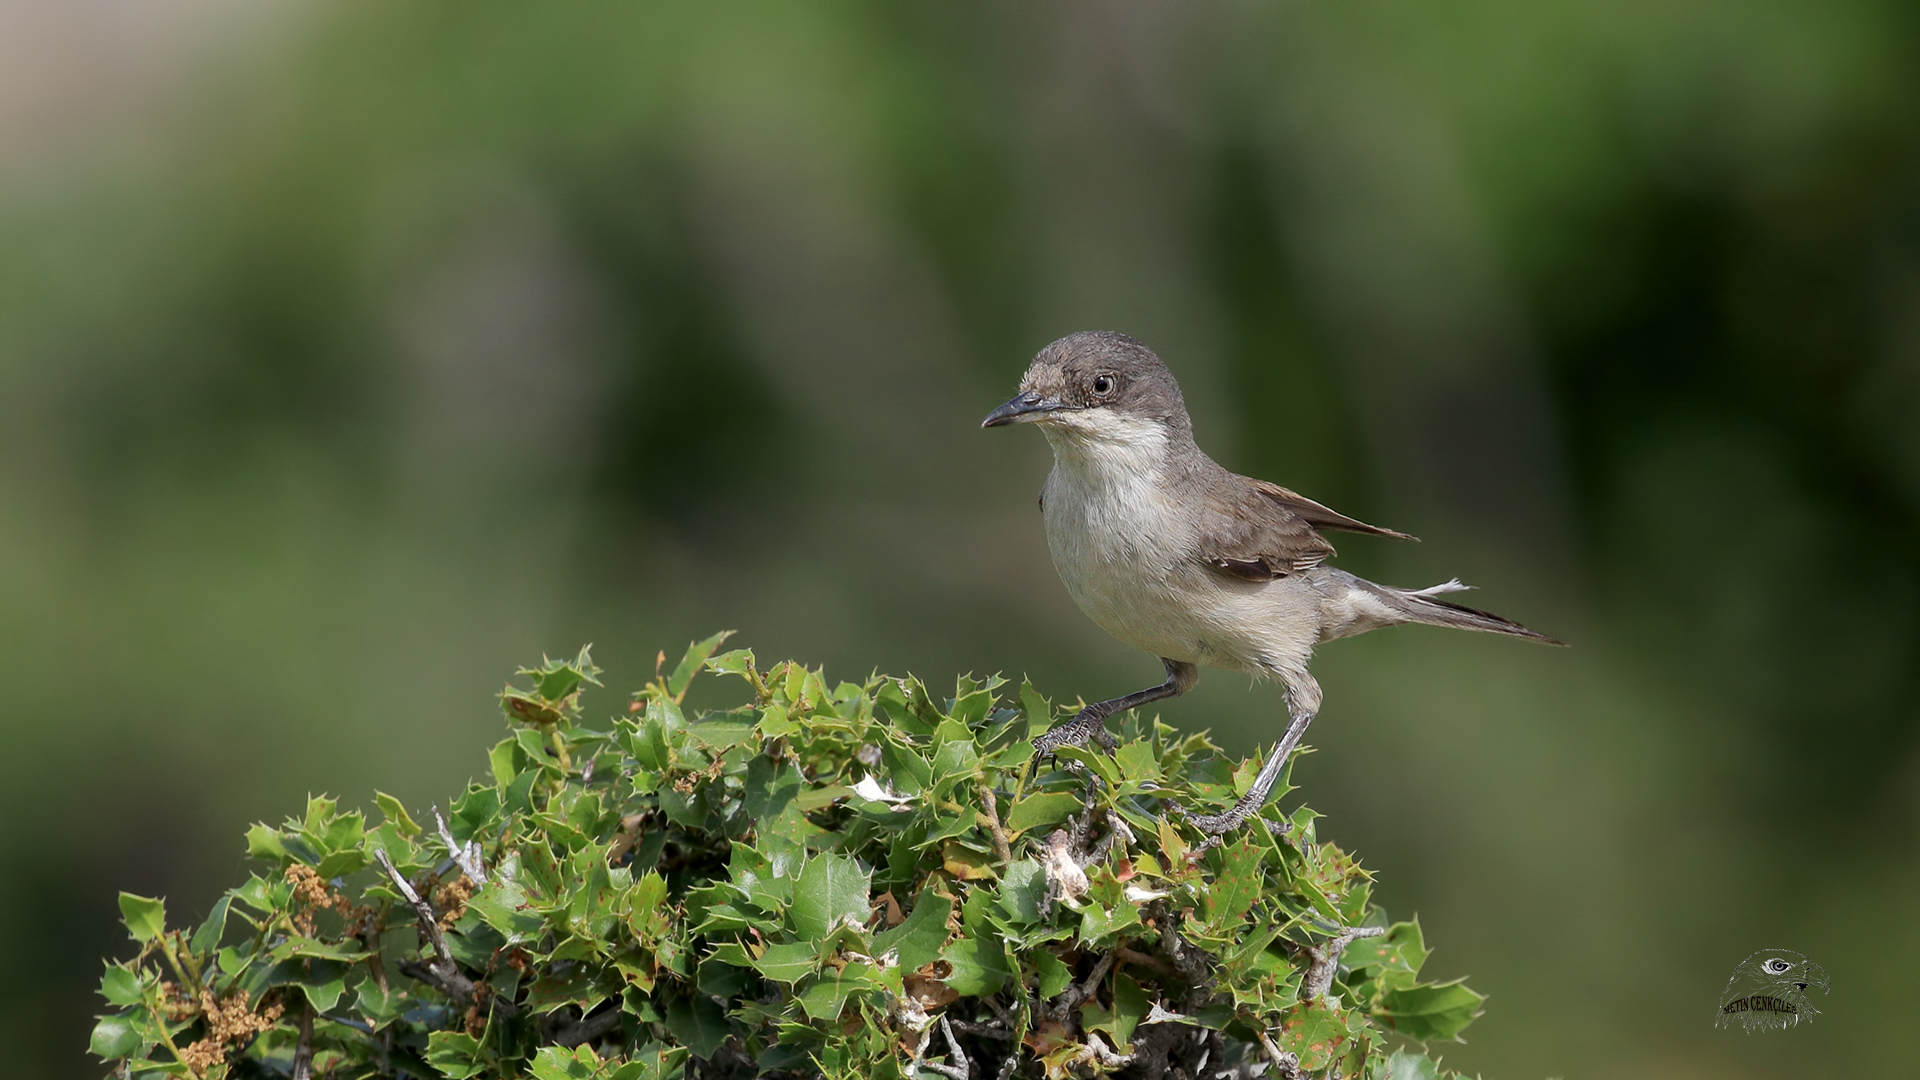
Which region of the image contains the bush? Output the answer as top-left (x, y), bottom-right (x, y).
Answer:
top-left (92, 635), bottom-right (1486, 1080)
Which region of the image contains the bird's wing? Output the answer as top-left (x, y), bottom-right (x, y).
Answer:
top-left (1195, 477), bottom-right (1413, 582)
top-left (1241, 478), bottom-right (1416, 541)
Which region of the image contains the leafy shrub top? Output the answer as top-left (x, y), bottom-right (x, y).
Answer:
top-left (94, 636), bottom-right (1484, 1080)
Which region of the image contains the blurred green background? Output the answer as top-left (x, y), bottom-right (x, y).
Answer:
top-left (3, 1), bottom-right (1917, 1077)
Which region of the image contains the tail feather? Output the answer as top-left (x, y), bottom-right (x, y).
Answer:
top-left (1397, 581), bottom-right (1565, 645)
top-left (1405, 578), bottom-right (1470, 598)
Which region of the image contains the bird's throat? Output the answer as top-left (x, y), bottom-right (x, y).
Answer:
top-left (1038, 411), bottom-right (1172, 483)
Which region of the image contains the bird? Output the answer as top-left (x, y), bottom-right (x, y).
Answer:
top-left (1714, 949), bottom-right (1829, 1032)
top-left (981, 331), bottom-right (1561, 836)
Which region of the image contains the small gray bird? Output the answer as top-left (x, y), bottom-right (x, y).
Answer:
top-left (983, 331), bottom-right (1560, 835)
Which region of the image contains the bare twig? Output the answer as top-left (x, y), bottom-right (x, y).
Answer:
top-left (1115, 946), bottom-right (1172, 978)
top-left (1065, 773), bottom-right (1103, 852)
top-left (1255, 1031), bottom-right (1303, 1080)
top-left (946, 1019), bottom-right (1014, 1040)
top-left (1050, 951), bottom-right (1116, 1021)
top-left (375, 850), bottom-right (455, 968)
top-left (976, 785), bottom-right (1014, 865)
top-left (375, 849), bottom-right (518, 1018)
top-left (942, 1014), bottom-right (970, 1080)
top-left (435, 808), bottom-right (488, 886)
top-left (1081, 812), bottom-right (1134, 868)
top-left (1153, 908), bottom-right (1210, 991)
top-left (1300, 926), bottom-right (1385, 1001)
top-left (291, 1006), bottom-right (314, 1080)
top-left (919, 1015), bottom-right (971, 1080)
top-left (1084, 1032), bottom-right (1135, 1070)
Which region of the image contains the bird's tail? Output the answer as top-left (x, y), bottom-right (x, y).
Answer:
top-left (1390, 578), bottom-right (1565, 645)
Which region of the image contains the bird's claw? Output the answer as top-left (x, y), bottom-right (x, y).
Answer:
top-left (1031, 709), bottom-right (1116, 756)
top-left (1177, 802), bottom-right (1289, 847)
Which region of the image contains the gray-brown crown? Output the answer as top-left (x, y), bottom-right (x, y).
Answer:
top-left (1019, 331), bottom-right (1191, 431)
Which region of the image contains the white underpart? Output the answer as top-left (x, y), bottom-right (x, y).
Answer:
top-left (1038, 410), bottom-right (1324, 689)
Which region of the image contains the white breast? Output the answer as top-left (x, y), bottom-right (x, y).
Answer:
top-left (1040, 414), bottom-right (1207, 662)
top-left (1037, 411), bottom-right (1322, 679)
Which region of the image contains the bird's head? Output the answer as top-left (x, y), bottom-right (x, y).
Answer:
top-left (981, 331), bottom-right (1190, 442)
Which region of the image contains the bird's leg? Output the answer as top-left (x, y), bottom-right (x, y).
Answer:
top-left (1182, 708), bottom-right (1314, 839)
top-left (1032, 659), bottom-right (1198, 755)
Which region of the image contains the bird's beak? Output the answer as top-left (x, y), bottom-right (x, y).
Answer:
top-left (981, 390), bottom-right (1066, 429)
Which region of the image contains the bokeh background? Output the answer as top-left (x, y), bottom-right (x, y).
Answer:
top-left (4, 2), bottom-right (1918, 1077)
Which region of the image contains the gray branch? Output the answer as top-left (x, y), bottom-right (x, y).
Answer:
top-left (1049, 951), bottom-right (1116, 1021)
top-left (919, 1016), bottom-right (971, 1080)
top-left (435, 807), bottom-right (488, 886)
top-left (1299, 925), bottom-right (1385, 1001)
top-left (291, 1006), bottom-right (314, 1080)
top-left (375, 848), bottom-right (518, 1018)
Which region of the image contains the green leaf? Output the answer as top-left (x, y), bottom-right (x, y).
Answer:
top-left (1204, 836), bottom-right (1263, 929)
top-left (117, 894), bottom-right (165, 943)
top-left (1078, 898), bottom-right (1141, 946)
top-left (705, 649), bottom-right (757, 680)
top-left (1033, 950), bottom-right (1072, 1000)
top-left (1377, 980), bottom-right (1486, 1041)
top-left (668, 631), bottom-right (734, 698)
top-left (301, 972), bottom-right (348, 1013)
top-left (664, 995), bottom-right (731, 1059)
top-left (189, 895), bottom-right (231, 954)
top-left (1114, 741), bottom-right (1162, 784)
top-left (873, 888), bottom-right (952, 972)
top-left (997, 860), bottom-right (1047, 925)
top-left (357, 978), bottom-right (403, 1025)
top-left (374, 791), bottom-right (423, 837)
top-left (88, 1015), bottom-right (142, 1059)
top-left (686, 718), bottom-right (758, 750)
top-left (619, 1043), bottom-right (691, 1080)
top-left (99, 965), bottom-right (143, 1007)
top-left (790, 854), bottom-right (871, 941)
top-left (1381, 1050), bottom-right (1443, 1080)
top-left (795, 968), bottom-right (872, 1021)
top-left (880, 739), bottom-right (934, 796)
top-left (1111, 972), bottom-right (1149, 1047)
top-left (1274, 1000), bottom-right (1354, 1072)
top-left (1005, 792), bottom-right (1083, 835)
top-left (752, 942), bottom-right (820, 984)
top-left (930, 727), bottom-right (979, 788)
top-left (524, 967), bottom-right (605, 1015)
top-left (489, 740), bottom-right (520, 788)
top-left (1019, 681), bottom-right (1052, 735)
top-left (425, 1031), bottom-right (488, 1079)
top-left (1343, 920), bottom-right (1428, 995)
top-left (244, 823), bottom-right (287, 861)
top-left (940, 932), bottom-right (1010, 996)
top-left (531, 1045), bottom-right (598, 1080)
top-left (756, 703), bottom-right (800, 738)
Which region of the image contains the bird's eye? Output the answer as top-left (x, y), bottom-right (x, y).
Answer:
top-left (1090, 374), bottom-right (1116, 397)
top-left (1764, 959), bottom-right (1791, 974)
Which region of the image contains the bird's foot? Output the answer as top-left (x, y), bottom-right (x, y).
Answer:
top-left (1031, 708), bottom-right (1118, 756)
top-left (1178, 784), bottom-right (1290, 848)
top-left (1178, 726), bottom-right (1307, 848)
top-left (1179, 801), bottom-right (1288, 854)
